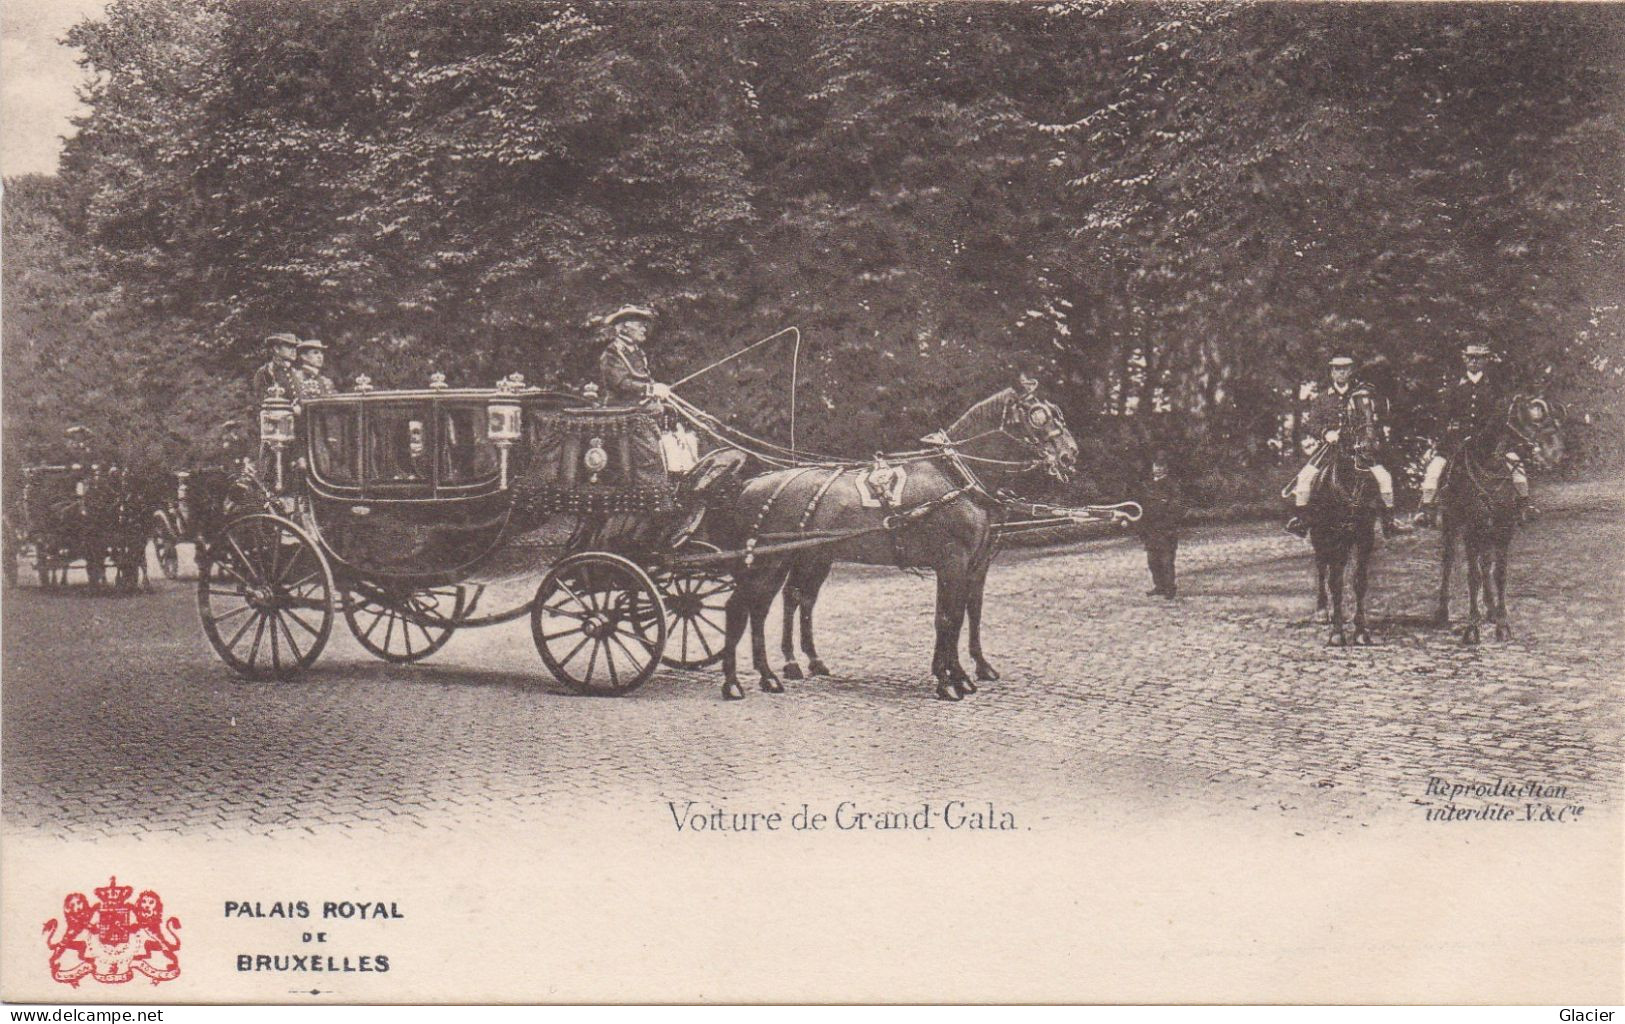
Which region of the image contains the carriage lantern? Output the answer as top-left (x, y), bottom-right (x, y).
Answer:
top-left (429, 371), bottom-right (449, 391)
top-left (259, 383), bottom-right (297, 492)
top-left (488, 378), bottom-right (524, 490)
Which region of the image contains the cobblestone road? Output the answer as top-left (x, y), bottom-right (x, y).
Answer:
top-left (4, 480), bottom-right (1620, 840)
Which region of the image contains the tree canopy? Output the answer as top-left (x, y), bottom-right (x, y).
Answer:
top-left (7, 0), bottom-right (1623, 474)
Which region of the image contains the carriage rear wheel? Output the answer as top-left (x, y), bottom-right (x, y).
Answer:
top-left (153, 514), bottom-right (181, 580)
top-left (532, 551), bottom-right (667, 696)
top-left (343, 583), bottom-right (467, 664)
top-left (658, 540), bottom-right (732, 670)
top-left (198, 514), bottom-right (334, 679)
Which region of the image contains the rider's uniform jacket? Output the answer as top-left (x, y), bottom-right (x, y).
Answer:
top-left (1304, 380), bottom-right (1365, 444)
top-left (252, 359), bottom-right (301, 404)
top-left (600, 338), bottom-right (655, 405)
top-left (296, 369), bottom-right (336, 400)
top-left (1438, 372), bottom-right (1503, 450)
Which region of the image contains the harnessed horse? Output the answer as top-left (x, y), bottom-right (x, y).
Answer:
top-left (1302, 385), bottom-right (1384, 646)
top-left (709, 382), bottom-right (1078, 701)
top-left (1434, 395), bottom-right (1564, 643)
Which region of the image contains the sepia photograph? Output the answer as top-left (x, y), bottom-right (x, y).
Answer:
top-left (2, 0), bottom-right (1620, 1005)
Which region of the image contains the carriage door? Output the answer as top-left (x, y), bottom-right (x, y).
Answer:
top-left (362, 401), bottom-right (437, 496)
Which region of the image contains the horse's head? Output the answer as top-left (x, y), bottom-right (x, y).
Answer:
top-left (1003, 380), bottom-right (1079, 481)
top-left (1510, 394), bottom-right (1565, 470)
top-left (1345, 385), bottom-right (1384, 460)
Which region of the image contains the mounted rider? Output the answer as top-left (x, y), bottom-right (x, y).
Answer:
top-left (1413, 342), bottom-right (1530, 527)
top-left (1285, 353), bottom-right (1408, 538)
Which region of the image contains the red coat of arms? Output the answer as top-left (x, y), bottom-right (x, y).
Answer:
top-left (42, 878), bottom-right (181, 986)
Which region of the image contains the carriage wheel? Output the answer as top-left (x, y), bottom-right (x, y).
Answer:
top-left (658, 540), bottom-right (732, 669)
top-left (532, 551), bottom-right (668, 696)
top-left (343, 583), bottom-right (466, 664)
top-left (197, 514), bottom-right (334, 679)
top-left (152, 514), bottom-right (181, 580)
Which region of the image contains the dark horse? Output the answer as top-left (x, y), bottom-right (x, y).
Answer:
top-left (1435, 395), bottom-right (1563, 644)
top-left (708, 380), bottom-right (1078, 701)
top-left (1303, 384), bottom-right (1385, 646)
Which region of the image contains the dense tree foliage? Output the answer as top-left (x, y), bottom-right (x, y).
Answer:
top-left (7, 0), bottom-right (1623, 483)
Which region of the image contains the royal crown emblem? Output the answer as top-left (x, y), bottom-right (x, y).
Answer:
top-left (43, 877), bottom-right (182, 987)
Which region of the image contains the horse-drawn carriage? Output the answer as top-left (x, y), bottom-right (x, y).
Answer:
top-left (151, 456), bottom-right (264, 580)
top-left (196, 376), bottom-right (736, 693)
top-left (3, 460), bottom-right (147, 589)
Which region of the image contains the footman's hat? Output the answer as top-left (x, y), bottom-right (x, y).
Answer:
top-left (264, 332), bottom-right (299, 350)
top-left (604, 305), bottom-right (657, 326)
top-left (296, 338), bottom-right (327, 351)
top-left (1462, 343), bottom-right (1492, 357)
top-left (1328, 354), bottom-right (1355, 367)
top-left (65, 425), bottom-right (92, 438)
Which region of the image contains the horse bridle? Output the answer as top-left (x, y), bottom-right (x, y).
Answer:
top-left (939, 391), bottom-right (1071, 478)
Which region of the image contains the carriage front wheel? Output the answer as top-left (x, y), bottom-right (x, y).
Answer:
top-left (198, 513), bottom-right (334, 679)
top-left (658, 540), bottom-right (732, 670)
top-left (532, 551), bottom-right (668, 696)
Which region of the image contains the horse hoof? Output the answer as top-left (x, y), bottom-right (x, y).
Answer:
top-left (935, 681), bottom-right (963, 702)
top-left (759, 673), bottom-right (784, 694)
top-left (807, 659), bottom-right (831, 677)
top-left (781, 662), bottom-right (804, 681)
top-left (722, 680), bottom-right (746, 701)
top-left (975, 663), bottom-right (1000, 682)
top-left (1494, 624), bottom-right (1511, 641)
top-left (1460, 627), bottom-right (1479, 646)
top-left (957, 678), bottom-right (978, 696)
top-left (1429, 613), bottom-right (1449, 629)
top-left (1355, 630), bottom-right (1373, 646)
top-left (1326, 632), bottom-right (1346, 648)
top-left (1315, 610), bottom-right (1331, 626)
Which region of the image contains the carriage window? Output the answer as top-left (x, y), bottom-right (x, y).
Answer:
top-left (309, 407), bottom-right (359, 485)
top-left (439, 405), bottom-right (498, 484)
top-left (365, 404), bottom-right (434, 484)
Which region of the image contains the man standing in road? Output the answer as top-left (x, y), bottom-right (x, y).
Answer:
top-left (1134, 445), bottom-right (1188, 599)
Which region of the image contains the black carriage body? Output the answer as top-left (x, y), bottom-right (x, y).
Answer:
top-left (12, 462), bottom-right (143, 586)
top-left (297, 388), bottom-right (675, 587)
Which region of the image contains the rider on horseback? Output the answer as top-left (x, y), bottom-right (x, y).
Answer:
top-left (1285, 353), bottom-right (1408, 539)
top-left (1413, 342), bottom-right (1531, 528)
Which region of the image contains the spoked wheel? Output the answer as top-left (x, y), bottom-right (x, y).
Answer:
top-left (198, 513), bottom-right (334, 679)
top-left (153, 514), bottom-right (180, 579)
top-left (343, 582), bottom-right (467, 664)
top-left (532, 551), bottom-right (667, 696)
top-left (657, 540), bottom-right (732, 669)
